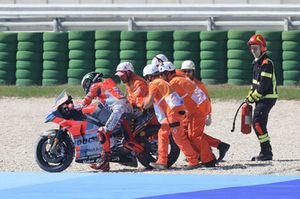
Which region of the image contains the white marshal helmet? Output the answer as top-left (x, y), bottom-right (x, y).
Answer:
top-left (181, 60), bottom-right (195, 70)
top-left (151, 54), bottom-right (169, 66)
top-left (143, 64), bottom-right (160, 77)
top-left (115, 62), bottom-right (134, 76)
top-left (158, 61), bottom-right (176, 73)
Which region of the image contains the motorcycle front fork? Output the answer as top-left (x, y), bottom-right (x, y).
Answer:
top-left (48, 129), bottom-right (64, 156)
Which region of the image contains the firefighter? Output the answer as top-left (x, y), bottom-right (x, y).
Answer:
top-left (159, 61), bottom-right (217, 167)
top-left (78, 72), bottom-right (133, 171)
top-left (181, 60), bottom-right (230, 162)
top-left (246, 34), bottom-right (278, 161)
top-left (142, 64), bottom-right (201, 170)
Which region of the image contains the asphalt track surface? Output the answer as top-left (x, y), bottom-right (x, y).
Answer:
top-left (0, 172), bottom-right (299, 199)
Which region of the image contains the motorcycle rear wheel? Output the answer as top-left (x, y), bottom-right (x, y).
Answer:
top-left (137, 135), bottom-right (180, 169)
top-left (35, 134), bottom-right (74, 172)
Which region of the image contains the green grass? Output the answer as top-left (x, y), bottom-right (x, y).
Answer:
top-left (0, 84), bottom-right (300, 100)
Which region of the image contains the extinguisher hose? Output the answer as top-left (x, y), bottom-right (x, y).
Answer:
top-left (231, 101), bottom-right (247, 132)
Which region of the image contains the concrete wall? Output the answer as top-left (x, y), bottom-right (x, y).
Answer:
top-left (1, 0), bottom-right (300, 4)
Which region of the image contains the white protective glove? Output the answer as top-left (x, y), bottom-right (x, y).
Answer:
top-left (205, 114), bottom-right (212, 126)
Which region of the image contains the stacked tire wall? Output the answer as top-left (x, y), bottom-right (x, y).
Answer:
top-left (16, 33), bottom-right (43, 86)
top-left (43, 32), bottom-right (68, 86)
top-left (0, 30), bottom-right (300, 86)
top-left (227, 30), bottom-right (255, 85)
top-left (282, 31), bottom-right (300, 86)
top-left (120, 31), bottom-right (147, 76)
top-left (95, 31), bottom-right (120, 80)
top-left (173, 31), bottom-right (200, 78)
top-left (0, 33), bottom-right (17, 85)
top-left (68, 31), bottom-right (95, 85)
top-left (200, 31), bottom-right (227, 84)
top-left (147, 31), bottom-right (173, 64)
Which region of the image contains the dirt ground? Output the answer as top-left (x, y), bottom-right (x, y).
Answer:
top-left (0, 97), bottom-right (299, 175)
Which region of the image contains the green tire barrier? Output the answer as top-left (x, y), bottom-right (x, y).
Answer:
top-left (200, 31), bottom-right (227, 84)
top-left (0, 42), bottom-right (17, 52)
top-left (43, 32), bottom-right (68, 42)
top-left (121, 41), bottom-right (146, 50)
top-left (173, 41), bottom-right (199, 51)
top-left (227, 30), bottom-right (255, 85)
top-left (200, 51), bottom-right (226, 60)
top-left (43, 32), bottom-right (68, 85)
top-left (0, 34), bottom-right (16, 86)
top-left (282, 41), bottom-right (300, 51)
top-left (0, 30), bottom-right (299, 86)
top-left (121, 31), bottom-right (146, 77)
top-left (16, 32), bottom-right (43, 86)
top-left (0, 52), bottom-right (16, 61)
top-left (147, 31), bottom-right (173, 41)
top-left (69, 60), bottom-right (95, 69)
top-left (95, 30), bottom-right (120, 40)
top-left (227, 30), bottom-right (254, 40)
top-left (16, 79), bottom-right (41, 86)
top-left (68, 31), bottom-right (95, 84)
top-left (282, 31), bottom-right (300, 85)
top-left (200, 30), bottom-right (228, 41)
top-left (43, 41), bottom-right (68, 51)
top-left (95, 30), bottom-right (120, 81)
top-left (68, 40), bottom-right (95, 50)
top-left (95, 40), bottom-right (119, 50)
top-left (227, 40), bottom-right (248, 50)
top-left (173, 31), bottom-right (199, 78)
top-left (95, 50), bottom-right (119, 59)
top-left (147, 31), bottom-right (173, 65)
top-left (18, 41), bottom-right (43, 51)
top-left (121, 31), bottom-right (147, 41)
top-left (16, 61), bottom-right (41, 70)
top-left (43, 61), bottom-right (68, 70)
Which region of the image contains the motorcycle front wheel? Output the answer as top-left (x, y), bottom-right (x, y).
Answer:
top-left (137, 135), bottom-right (180, 169)
top-left (35, 134), bottom-right (74, 172)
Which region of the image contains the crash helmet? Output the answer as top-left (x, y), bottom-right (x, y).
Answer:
top-left (81, 72), bottom-right (103, 94)
top-left (181, 60), bottom-right (195, 70)
top-left (158, 61), bottom-right (176, 73)
top-left (151, 54), bottom-right (169, 66)
top-left (143, 64), bottom-right (160, 77)
top-left (247, 34), bottom-right (267, 53)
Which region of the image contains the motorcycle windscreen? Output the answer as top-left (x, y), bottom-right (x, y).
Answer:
top-left (52, 90), bottom-right (71, 110)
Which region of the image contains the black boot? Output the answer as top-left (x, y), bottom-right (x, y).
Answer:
top-left (251, 141), bottom-right (273, 161)
top-left (202, 158), bottom-right (217, 167)
top-left (217, 142), bottom-right (230, 162)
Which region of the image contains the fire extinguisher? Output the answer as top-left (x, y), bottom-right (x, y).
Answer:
top-left (231, 101), bottom-right (253, 134)
top-left (241, 103), bottom-right (252, 134)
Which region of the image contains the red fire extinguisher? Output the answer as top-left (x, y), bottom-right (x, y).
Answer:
top-left (241, 103), bottom-right (252, 134)
top-left (231, 101), bottom-right (252, 134)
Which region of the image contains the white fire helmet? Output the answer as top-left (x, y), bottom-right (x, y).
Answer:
top-left (151, 54), bottom-right (169, 66)
top-left (158, 61), bottom-right (176, 73)
top-left (181, 60), bottom-right (195, 70)
top-left (115, 62), bottom-right (134, 76)
top-left (143, 64), bottom-right (160, 77)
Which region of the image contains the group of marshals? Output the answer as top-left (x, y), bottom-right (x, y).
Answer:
top-left (73, 34), bottom-right (277, 171)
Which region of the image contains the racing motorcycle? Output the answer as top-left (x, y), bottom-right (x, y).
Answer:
top-left (35, 90), bottom-right (180, 172)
